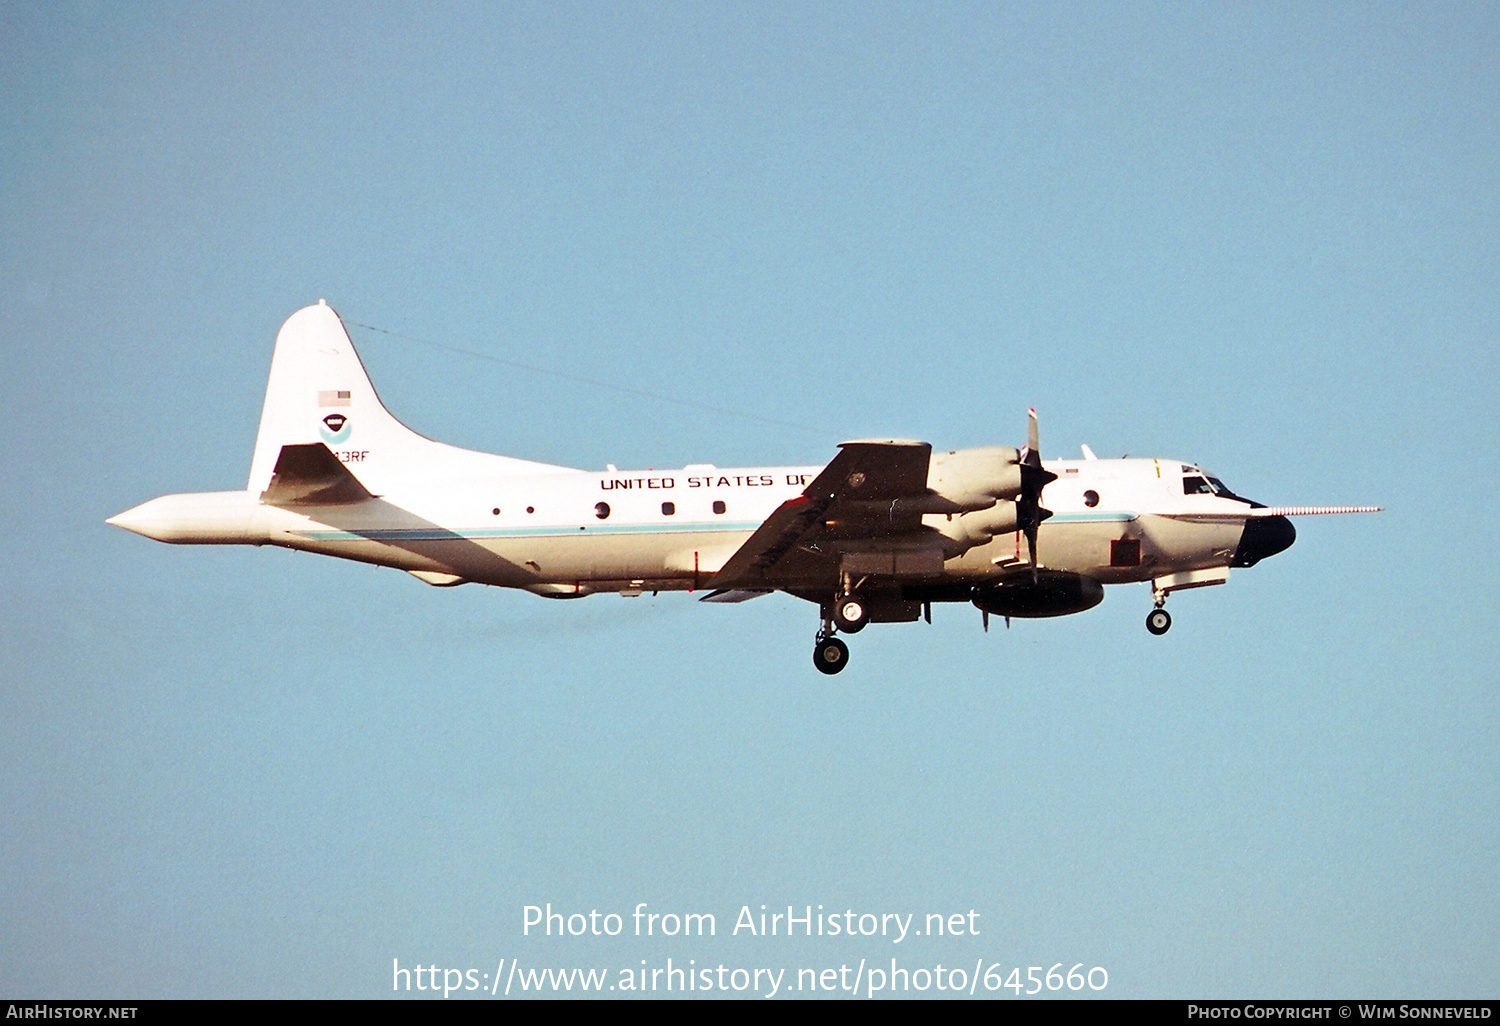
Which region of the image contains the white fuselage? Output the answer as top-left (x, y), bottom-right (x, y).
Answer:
top-left (112, 452), bottom-right (1250, 597)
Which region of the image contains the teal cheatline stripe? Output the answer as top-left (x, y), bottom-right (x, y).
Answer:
top-left (291, 522), bottom-right (763, 542)
top-left (1046, 512), bottom-right (1138, 524)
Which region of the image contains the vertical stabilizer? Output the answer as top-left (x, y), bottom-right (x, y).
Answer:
top-left (247, 301), bottom-right (571, 497)
top-left (247, 301), bottom-right (422, 494)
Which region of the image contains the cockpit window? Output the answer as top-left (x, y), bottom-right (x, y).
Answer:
top-left (1183, 473), bottom-right (1244, 500)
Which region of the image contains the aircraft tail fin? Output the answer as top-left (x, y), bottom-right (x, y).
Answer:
top-left (247, 301), bottom-right (573, 497)
top-left (247, 300), bottom-right (429, 494)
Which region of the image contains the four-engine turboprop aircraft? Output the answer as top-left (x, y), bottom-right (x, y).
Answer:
top-left (109, 301), bottom-right (1380, 674)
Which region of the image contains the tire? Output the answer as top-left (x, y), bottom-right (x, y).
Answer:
top-left (1146, 608), bottom-right (1172, 635)
top-left (833, 597), bottom-right (868, 633)
top-left (813, 637), bottom-right (850, 674)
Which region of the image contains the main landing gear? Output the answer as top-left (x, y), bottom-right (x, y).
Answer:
top-left (813, 582), bottom-right (867, 674)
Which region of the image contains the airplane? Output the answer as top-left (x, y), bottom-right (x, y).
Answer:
top-left (108, 301), bottom-right (1381, 674)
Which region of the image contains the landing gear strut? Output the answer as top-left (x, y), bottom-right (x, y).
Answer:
top-left (831, 572), bottom-right (869, 634)
top-left (814, 588), bottom-right (861, 674)
top-left (1146, 589), bottom-right (1172, 635)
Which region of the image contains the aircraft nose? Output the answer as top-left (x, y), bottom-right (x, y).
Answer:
top-left (1231, 514), bottom-right (1295, 567)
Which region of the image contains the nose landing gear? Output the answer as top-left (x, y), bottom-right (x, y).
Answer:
top-left (1145, 567), bottom-right (1230, 635)
top-left (1146, 583), bottom-right (1173, 635)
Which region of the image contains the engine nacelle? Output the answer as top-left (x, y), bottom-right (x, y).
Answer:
top-left (927, 446), bottom-right (1023, 509)
top-left (971, 572), bottom-right (1104, 618)
top-left (934, 501), bottom-right (1019, 556)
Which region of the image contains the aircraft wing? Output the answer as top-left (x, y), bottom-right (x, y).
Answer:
top-left (708, 440), bottom-right (933, 590)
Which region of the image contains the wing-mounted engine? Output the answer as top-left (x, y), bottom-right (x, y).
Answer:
top-left (923, 406), bottom-right (1057, 569)
top-left (924, 445), bottom-right (1024, 557)
top-left (933, 501), bottom-right (1019, 556)
top-left (926, 446), bottom-right (1023, 507)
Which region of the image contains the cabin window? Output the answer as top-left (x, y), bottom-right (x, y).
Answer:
top-left (712, 500), bottom-right (727, 515)
top-left (491, 507), bottom-right (500, 516)
top-left (1083, 490), bottom-right (1099, 508)
top-left (662, 502), bottom-right (675, 515)
top-left (595, 502), bottom-right (610, 520)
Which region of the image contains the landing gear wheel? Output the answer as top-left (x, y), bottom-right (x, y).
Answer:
top-left (813, 636), bottom-right (850, 675)
top-left (833, 596), bottom-right (868, 633)
top-left (1146, 608), bottom-right (1172, 635)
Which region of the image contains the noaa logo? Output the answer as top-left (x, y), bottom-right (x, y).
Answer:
top-left (320, 413), bottom-right (352, 445)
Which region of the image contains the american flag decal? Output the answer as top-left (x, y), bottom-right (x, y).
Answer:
top-left (318, 390), bottom-right (352, 407)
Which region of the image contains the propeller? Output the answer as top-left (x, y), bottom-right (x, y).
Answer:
top-left (1016, 408), bottom-right (1057, 582)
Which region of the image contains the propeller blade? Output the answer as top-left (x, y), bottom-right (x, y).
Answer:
top-left (1016, 408), bottom-right (1057, 582)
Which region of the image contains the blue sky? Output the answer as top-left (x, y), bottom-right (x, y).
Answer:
top-left (3, 1), bottom-right (1495, 999)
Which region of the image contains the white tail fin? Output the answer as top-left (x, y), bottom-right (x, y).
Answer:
top-left (247, 301), bottom-right (570, 496)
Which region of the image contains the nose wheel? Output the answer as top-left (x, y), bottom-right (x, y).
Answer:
top-left (1146, 607), bottom-right (1172, 635)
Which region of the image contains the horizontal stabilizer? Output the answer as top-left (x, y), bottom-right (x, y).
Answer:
top-left (259, 443), bottom-right (374, 506)
top-left (698, 589), bottom-right (771, 603)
